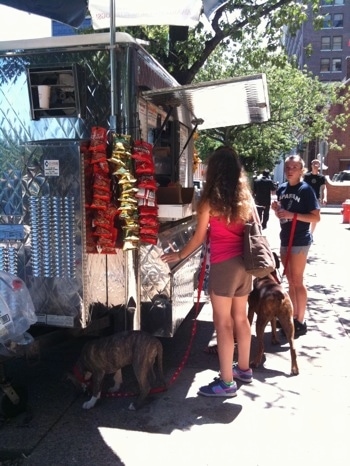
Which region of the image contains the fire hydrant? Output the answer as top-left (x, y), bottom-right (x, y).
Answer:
top-left (341, 199), bottom-right (350, 223)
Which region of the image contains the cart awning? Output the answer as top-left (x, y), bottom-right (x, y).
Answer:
top-left (141, 74), bottom-right (270, 130)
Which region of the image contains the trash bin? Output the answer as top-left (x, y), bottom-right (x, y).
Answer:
top-left (341, 200), bottom-right (350, 223)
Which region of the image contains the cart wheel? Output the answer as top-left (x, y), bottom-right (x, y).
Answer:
top-left (1, 384), bottom-right (28, 418)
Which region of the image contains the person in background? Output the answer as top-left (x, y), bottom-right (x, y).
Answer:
top-left (272, 154), bottom-right (320, 337)
top-left (253, 169), bottom-right (277, 229)
top-left (303, 158), bottom-right (327, 234)
top-left (162, 146), bottom-right (253, 397)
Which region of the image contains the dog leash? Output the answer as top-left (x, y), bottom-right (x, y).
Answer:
top-left (167, 237), bottom-right (207, 387)
top-left (282, 213), bottom-right (297, 278)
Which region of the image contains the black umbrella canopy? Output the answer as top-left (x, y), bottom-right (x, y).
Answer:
top-left (0, 0), bottom-right (88, 27)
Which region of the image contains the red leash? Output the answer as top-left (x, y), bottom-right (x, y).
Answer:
top-left (167, 242), bottom-right (207, 387)
top-left (104, 244), bottom-right (208, 399)
top-left (282, 213), bottom-right (297, 277)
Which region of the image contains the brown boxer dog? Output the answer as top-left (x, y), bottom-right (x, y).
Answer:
top-left (68, 330), bottom-right (166, 410)
top-left (248, 274), bottom-right (299, 376)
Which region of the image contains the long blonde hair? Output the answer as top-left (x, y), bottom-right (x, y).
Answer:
top-left (199, 146), bottom-right (253, 223)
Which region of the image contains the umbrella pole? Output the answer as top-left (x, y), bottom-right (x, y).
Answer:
top-left (108, 1), bottom-right (139, 330)
top-left (109, 0), bottom-right (116, 131)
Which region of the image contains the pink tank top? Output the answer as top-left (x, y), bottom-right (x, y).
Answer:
top-left (209, 216), bottom-right (245, 264)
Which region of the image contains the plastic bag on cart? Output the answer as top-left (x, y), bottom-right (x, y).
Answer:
top-left (0, 271), bottom-right (37, 352)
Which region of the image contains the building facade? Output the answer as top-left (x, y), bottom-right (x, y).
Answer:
top-left (284, 1), bottom-right (350, 183)
top-left (284, 0), bottom-right (350, 82)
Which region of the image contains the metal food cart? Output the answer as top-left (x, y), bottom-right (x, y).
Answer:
top-left (0, 32), bottom-right (270, 340)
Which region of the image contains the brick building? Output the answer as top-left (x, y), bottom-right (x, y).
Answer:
top-left (284, 0), bottom-right (350, 202)
top-left (326, 68), bottom-right (350, 177)
top-left (284, 0), bottom-right (350, 83)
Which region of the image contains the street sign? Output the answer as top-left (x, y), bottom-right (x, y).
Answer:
top-left (319, 140), bottom-right (329, 158)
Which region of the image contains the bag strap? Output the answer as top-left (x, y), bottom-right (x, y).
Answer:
top-left (282, 213), bottom-right (297, 277)
top-left (250, 198), bottom-right (263, 226)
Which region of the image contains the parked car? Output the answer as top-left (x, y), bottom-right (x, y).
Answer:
top-left (333, 170), bottom-right (350, 182)
top-left (193, 179), bottom-right (204, 191)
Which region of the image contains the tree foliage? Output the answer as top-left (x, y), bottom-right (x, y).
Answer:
top-left (117, 0), bottom-right (350, 171)
top-left (195, 41), bottom-right (350, 171)
top-left (120, 0), bottom-right (320, 85)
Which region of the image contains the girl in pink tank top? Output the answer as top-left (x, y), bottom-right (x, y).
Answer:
top-left (162, 146), bottom-right (254, 397)
top-left (209, 216), bottom-right (245, 263)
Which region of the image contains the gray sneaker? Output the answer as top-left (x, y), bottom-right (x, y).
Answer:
top-left (198, 378), bottom-right (238, 397)
top-left (232, 363), bottom-right (253, 383)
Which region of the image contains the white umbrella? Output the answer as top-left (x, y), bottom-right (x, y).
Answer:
top-left (0, 1), bottom-right (228, 28)
top-left (89, 0), bottom-right (228, 29)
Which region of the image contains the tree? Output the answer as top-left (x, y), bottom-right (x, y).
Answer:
top-left (121, 0), bottom-right (321, 85)
top-left (194, 42), bottom-right (350, 171)
top-left (117, 1), bottom-right (349, 171)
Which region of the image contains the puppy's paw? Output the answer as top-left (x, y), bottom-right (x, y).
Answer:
top-left (82, 400), bottom-right (95, 409)
top-left (108, 383), bottom-right (121, 394)
top-left (108, 370), bottom-right (123, 393)
top-left (82, 394), bottom-right (100, 409)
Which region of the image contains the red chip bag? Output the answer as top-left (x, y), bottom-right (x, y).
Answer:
top-left (140, 235), bottom-right (158, 245)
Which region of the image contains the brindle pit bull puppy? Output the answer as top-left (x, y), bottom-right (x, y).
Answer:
top-left (68, 330), bottom-right (166, 410)
top-left (248, 275), bottom-right (299, 376)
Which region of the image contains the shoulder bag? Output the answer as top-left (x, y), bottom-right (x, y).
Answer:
top-left (243, 205), bottom-right (276, 278)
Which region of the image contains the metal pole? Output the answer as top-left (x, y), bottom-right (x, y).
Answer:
top-left (109, 0), bottom-right (117, 131)
top-left (108, 1), bottom-right (139, 330)
top-left (318, 140), bottom-right (329, 175)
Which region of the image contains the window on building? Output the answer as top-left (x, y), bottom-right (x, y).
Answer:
top-left (321, 36), bottom-right (331, 49)
top-left (333, 36), bottom-right (343, 50)
top-left (320, 0), bottom-right (332, 4)
top-left (322, 14), bottom-right (332, 28)
top-left (321, 0), bottom-right (345, 5)
top-left (320, 58), bottom-right (331, 72)
top-left (332, 58), bottom-right (342, 71)
top-left (333, 13), bottom-right (343, 27)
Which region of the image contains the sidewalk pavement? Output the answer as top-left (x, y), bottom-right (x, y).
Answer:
top-left (1, 210), bottom-right (349, 466)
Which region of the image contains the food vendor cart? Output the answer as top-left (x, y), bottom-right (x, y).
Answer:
top-left (0, 32), bottom-right (270, 340)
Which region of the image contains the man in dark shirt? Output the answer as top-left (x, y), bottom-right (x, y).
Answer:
top-left (303, 159), bottom-right (327, 203)
top-left (303, 158), bottom-right (327, 233)
top-left (253, 169), bottom-right (277, 229)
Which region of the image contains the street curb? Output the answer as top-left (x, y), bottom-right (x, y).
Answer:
top-left (321, 206), bottom-right (342, 215)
